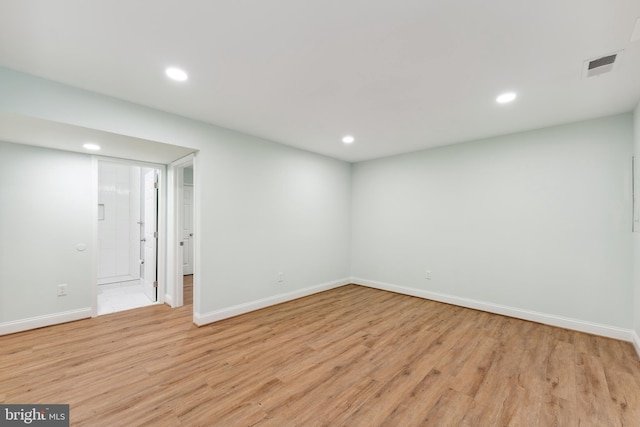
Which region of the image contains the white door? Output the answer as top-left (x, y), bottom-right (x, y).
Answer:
top-left (182, 185), bottom-right (194, 275)
top-left (141, 169), bottom-right (158, 302)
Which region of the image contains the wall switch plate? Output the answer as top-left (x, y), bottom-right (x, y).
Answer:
top-left (277, 272), bottom-right (284, 283)
top-left (425, 270), bottom-right (432, 280)
top-left (57, 284), bottom-right (67, 296)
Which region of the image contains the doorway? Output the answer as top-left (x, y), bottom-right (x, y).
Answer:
top-left (140, 167), bottom-right (159, 303)
top-left (96, 159), bottom-right (163, 315)
top-left (167, 154), bottom-right (196, 310)
top-left (182, 166), bottom-right (194, 305)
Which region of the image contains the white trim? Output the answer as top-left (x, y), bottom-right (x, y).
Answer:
top-left (0, 308), bottom-right (92, 335)
top-left (351, 277), bottom-right (636, 343)
top-left (632, 330), bottom-right (640, 359)
top-left (164, 293), bottom-right (174, 307)
top-left (193, 278), bottom-right (350, 326)
top-left (90, 157), bottom-right (99, 317)
top-left (166, 160), bottom-right (179, 307)
top-left (192, 155), bottom-right (201, 315)
top-left (167, 153), bottom-right (196, 309)
top-left (156, 165), bottom-right (167, 305)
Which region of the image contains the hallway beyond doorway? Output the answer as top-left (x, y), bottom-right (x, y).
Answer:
top-left (183, 274), bottom-right (193, 305)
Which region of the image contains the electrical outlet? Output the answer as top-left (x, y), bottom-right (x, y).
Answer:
top-left (425, 270), bottom-right (432, 280)
top-left (277, 272), bottom-right (284, 283)
top-left (57, 284), bottom-right (68, 296)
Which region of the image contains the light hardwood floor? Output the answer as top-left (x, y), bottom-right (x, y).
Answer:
top-left (1, 285), bottom-right (639, 426)
top-left (183, 274), bottom-right (193, 306)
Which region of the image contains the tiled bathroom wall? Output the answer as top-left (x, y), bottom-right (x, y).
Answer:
top-left (98, 162), bottom-right (141, 284)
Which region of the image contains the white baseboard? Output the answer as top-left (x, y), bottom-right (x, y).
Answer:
top-left (351, 277), bottom-right (636, 344)
top-left (0, 308), bottom-right (92, 336)
top-left (632, 330), bottom-right (640, 359)
top-left (194, 277), bottom-right (350, 326)
top-left (164, 293), bottom-right (174, 307)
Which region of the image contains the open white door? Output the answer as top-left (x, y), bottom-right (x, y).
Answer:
top-left (141, 168), bottom-right (158, 302)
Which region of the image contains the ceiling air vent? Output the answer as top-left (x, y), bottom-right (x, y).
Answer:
top-left (582, 50), bottom-right (623, 79)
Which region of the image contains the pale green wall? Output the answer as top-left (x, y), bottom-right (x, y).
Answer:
top-left (0, 67), bottom-right (351, 323)
top-left (351, 114), bottom-right (633, 327)
top-left (0, 65), bottom-right (637, 337)
top-left (0, 142), bottom-right (93, 322)
top-left (184, 166), bottom-right (193, 185)
top-left (633, 102), bottom-right (640, 338)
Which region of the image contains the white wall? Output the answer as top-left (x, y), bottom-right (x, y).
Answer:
top-left (352, 114), bottom-right (633, 328)
top-left (0, 141), bottom-right (93, 323)
top-left (0, 67), bottom-right (351, 329)
top-left (633, 102), bottom-right (640, 348)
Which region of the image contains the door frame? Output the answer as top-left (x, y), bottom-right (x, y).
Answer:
top-left (167, 153), bottom-right (197, 311)
top-left (140, 167), bottom-right (159, 302)
top-left (91, 156), bottom-right (167, 317)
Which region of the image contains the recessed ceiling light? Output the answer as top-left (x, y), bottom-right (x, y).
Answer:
top-left (496, 92), bottom-right (517, 104)
top-left (342, 135), bottom-right (355, 144)
top-left (83, 143), bottom-right (101, 151)
top-left (165, 67), bottom-right (188, 82)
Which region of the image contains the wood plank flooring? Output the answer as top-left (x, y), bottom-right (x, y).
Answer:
top-left (1, 284), bottom-right (639, 426)
top-left (183, 274), bottom-right (193, 306)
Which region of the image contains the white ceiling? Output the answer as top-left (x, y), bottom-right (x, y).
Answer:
top-left (0, 0), bottom-right (639, 162)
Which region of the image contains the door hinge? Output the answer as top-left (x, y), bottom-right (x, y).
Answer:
top-left (153, 281), bottom-right (158, 288)
top-left (154, 181), bottom-right (159, 189)
top-left (153, 231), bottom-right (158, 238)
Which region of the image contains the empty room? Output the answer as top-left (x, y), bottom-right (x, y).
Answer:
top-left (1, 1), bottom-right (640, 426)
